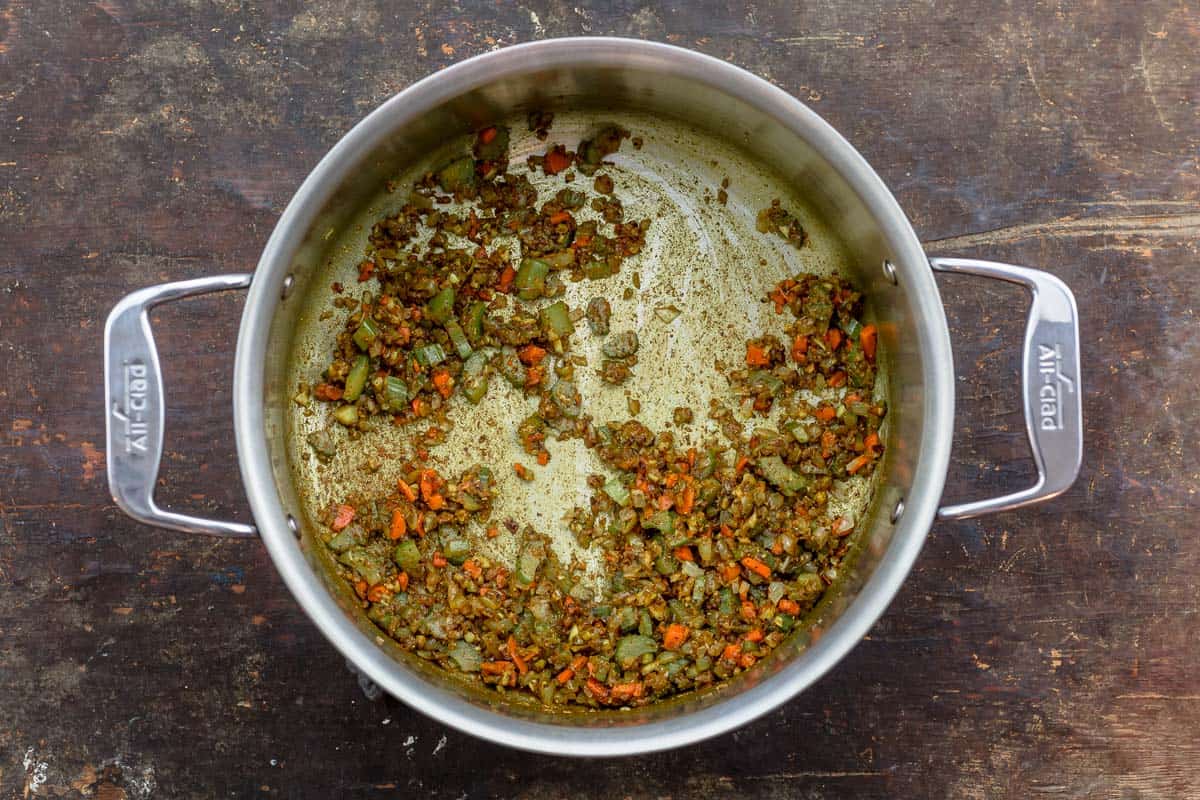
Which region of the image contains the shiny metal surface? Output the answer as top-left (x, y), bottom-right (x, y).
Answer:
top-left (101, 37), bottom-right (1082, 756)
top-left (931, 258), bottom-right (1083, 519)
top-left (232, 38), bottom-right (956, 755)
top-left (104, 274), bottom-right (258, 537)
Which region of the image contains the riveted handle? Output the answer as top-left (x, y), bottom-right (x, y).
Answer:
top-left (931, 258), bottom-right (1082, 520)
top-left (104, 274), bottom-right (257, 537)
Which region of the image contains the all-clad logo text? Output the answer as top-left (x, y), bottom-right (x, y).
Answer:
top-left (1037, 343), bottom-right (1074, 431)
top-left (112, 361), bottom-right (150, 454)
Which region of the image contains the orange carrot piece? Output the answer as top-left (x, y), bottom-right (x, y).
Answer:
top-left (846, 454), bottom-right (873, 474)
top-left (663, 623), bottom-right (689, 651)
top-left (821, 429), bottom-right (838, 459)
top-left (791, 335), bottom-right (808, 363)
top-left (720, 563), bottom-right (741, 582)
top-left (677, 485), bottom-right (695, 515)
top-left (745, 628), bottom-right (765, 643)
top-left (497, 264), bottom-right (516, 293)
top-left (825, 328), bottom-right (842, 350)
top-left (740, 556), bottom-right (772, 579)
top-left (432, 370), bottom-right (453, 398)
top-left (518, 344), bottom-right (547, 366)
top-left (398, 479), bottom-right (417, 502)
top-left (548, 210), bottom-right (572, 225)
top-left (481, 661), bottom-right (512, 675)
top-left (777, 598), bottom-right (801, 615)
top-left (486, 526), bottom-right (500, 539)
top-left (722, 643), bottom-right (742, 662)
top-left (585, 678), bottom-right (609, 700)
top-left (720, 524), bottom-right (734, 539)
top-left (814, 405), bottom-right (836, 423)
top-left (735, 455), bottom-right (750, 474)
top-left (860, 324), bottom-right (877, 360)
top-left (674, 546), bottom-right (694, 563)
top-left (740, 599), bottom-right (758, 621)
top-left (536, 450), bottom-right (550, 466)
top-left (556, 668), bottom-right (575, 684)
top-left (431, 552), bottom-right (448, 568)
top-left (366, 584), bottom-right (388, 603)
top-left (610, 682), bottom-right (644, 701)
top-left (397, 572), bottom-right (409, 591)
top-left (745, 342), bottom-right (770, 367)
top-left (507, 636), bottom-right (528, 675)
top-left (828, 371), bottom-right (847, 388)
top-left (388, 508), bottom-right (407, 540)
top-left (544, 148), bottom-right (571, 175)
top-left (331, 504), bottom-right (355, 531)
top-left (462, 560), bottom-right (482, 580)
top-left (864, 432), bottom-right (881, 453)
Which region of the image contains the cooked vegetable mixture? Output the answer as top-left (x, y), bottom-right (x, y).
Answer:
top-left (301, 117), bottom-right (886, 709)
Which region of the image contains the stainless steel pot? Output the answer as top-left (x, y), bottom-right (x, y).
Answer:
top-left (103, 38), bottom-right (1082, 756)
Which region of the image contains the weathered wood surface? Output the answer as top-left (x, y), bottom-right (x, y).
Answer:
top-left (1, 1), bottom-right (1196, 797)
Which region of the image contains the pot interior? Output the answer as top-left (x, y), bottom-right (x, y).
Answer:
top-left (246, 42), bottom-right (942, 750)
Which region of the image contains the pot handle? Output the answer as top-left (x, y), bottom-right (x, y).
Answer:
top-left (104, 274), bottom-right (258, 537)
top-left (930, 258), bottom-right (1082, 520)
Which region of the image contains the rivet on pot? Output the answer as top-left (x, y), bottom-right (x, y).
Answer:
top-left (281, 274), bottom-right (296, 300)
top-left (882, 259), bottom-right (898, 285)
top-left (287, 514), bottom-right (301, 538)
top-left (890, 497), bottom-right (905, 524)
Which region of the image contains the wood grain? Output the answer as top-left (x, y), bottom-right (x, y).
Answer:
top-left (1, 1), bottom-right (1196, 797)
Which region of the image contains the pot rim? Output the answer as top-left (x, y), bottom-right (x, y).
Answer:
top-left (233, 36), bottom-right (954, 756)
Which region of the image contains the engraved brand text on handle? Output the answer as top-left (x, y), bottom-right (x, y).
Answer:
top-left (1037, 343), bottom-right (1075, 431)
top-left (111, 361), bottom-right (150, 454)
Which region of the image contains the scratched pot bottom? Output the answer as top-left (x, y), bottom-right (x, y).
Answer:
top-left (284, 109), bottom-right (884, 596)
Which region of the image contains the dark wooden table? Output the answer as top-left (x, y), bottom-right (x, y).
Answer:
top-left (2, 2), bottom-right (1197, 797)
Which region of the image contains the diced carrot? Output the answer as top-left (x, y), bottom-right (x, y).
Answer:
top-left (415, 512), bottom-right (425, 537)
top-left (828, 371), bottom-right (847, 388)
top-left (571, 235), bottom-right (592, 248)
top-left (864, 432), bottom-right (881, 453)
top-left (462, 559), bottom-right (482, 580)
top-left (791, 335), bottom-right (808, 363)
top-left (398, 479), bottom-right (416, 502)
top-left (543, 147), bottom-right (571, 175)
top-left (778, 598), bottom-right (801, 615)
top-left (388, 508), bottom-right (407, 540)
top-left (548, 210), bottom-right (572, 225)
top-left (497, 264), bottom-right (516, 293)
top-left (357, 260), bottom-right (375, 283)
top-left (431, 552), bottom-right (448, 568)
top-left (507, 636), bottom-right (528, 674)
top-left (556, 668), bottom-right (575, 684)
top-left (735, 455), bottom-right (750, 474)
top-left (486, 525), bottom-right (500, 539)
top-left (313, 382), bottom-right (343, 401)
top-left (419, 470), bottom-right (440, 502)
top-left (769, 287), bottom-right (790, 313)
top-left (720, 524), bottom-right (734, 539)
top-left (722, 643), bottom-right (742, 662)
top-left (814, 405), bottom-right (837, 423)
top-left (677, 485), bottom-right (695, 515)
top-left (585, 678), bottom-right (609, 700)
top-left (536, 450), bottom-right (550, 466)
top-left (524, 365), bottom-right (544, 387)
top-left (478, 126), bottom-right (498, 144)
top-left (656, 494), bottom-right (674, 511)
top-left (720, 563), bottom-right (741, 582)
top-left (397, 572), bottom-right (409, 591)
top-left (740, 556), bottom-right (772, 579)
top-left (663, 623), bottom-right (689, 651)
top-left (673, 546), bottom-right (694, 562)
top-left (745, 628), bottom-right (765, 643)
top-left (821, 429), bottom-right (838, 459)
top-left (432, 370), bottom-right (453, 398)
top-left (331, 504), bottom-right (355, 532)
top-left (513, 462), bottom-right (531, 481)
top-left (519, 344), bottom-right (547, 366)
top-left (745, 342), bottom-right (770, 367)
top-left (366, 584), bottom-right (388, 603)
top-left (860, 324), bottom-right (877, 360)
top-left (738, 652), bottom-right (757, 669)
top-left (353, 579), bottom-right (368, 600)
top-left (846, 454), bottom-right (873, 474)
top-left (610, 682), bottom-right (644, 701)
top-left (481, 661), bottom-right (513, 675)
top-left (825, 328), bottom-right (843, 350)
top-left (771, 537), bottom-right (784, 555)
